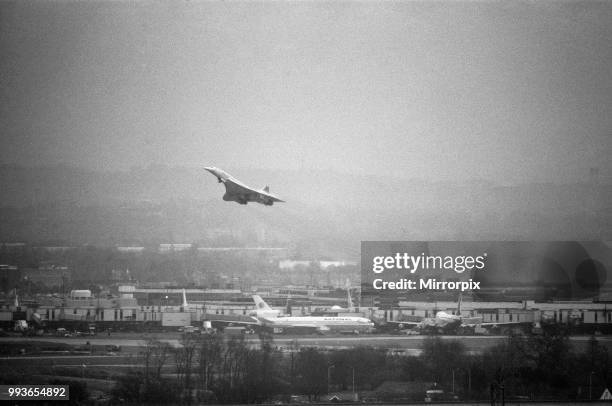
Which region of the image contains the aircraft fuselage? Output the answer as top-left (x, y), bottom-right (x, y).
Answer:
top-left (204, 166), bottom-right (283, 206)
top-left (258, 315), bottom-right (375, 334)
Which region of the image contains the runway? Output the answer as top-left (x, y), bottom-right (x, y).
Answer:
top-left (2, 333), bottom-right (611, 354)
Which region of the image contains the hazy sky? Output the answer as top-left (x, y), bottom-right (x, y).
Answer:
top-left (1, 0), bottom-right (611, 183)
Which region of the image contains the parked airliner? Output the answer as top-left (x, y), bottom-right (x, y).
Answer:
top-left (251, 295), bottom-right (374, 334)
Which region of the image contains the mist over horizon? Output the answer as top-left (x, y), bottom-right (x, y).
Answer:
top-left (3, 160), bottom-right (611, 186)
top-left (1, 1), bottom-right (611, 257)
top-left (1, 164), bottom-right (610, 259)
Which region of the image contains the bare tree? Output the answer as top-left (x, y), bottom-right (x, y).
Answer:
top-left (175, 334), bottom-right (199, 405)
top-left (197, 333), bottom-right (223, 393)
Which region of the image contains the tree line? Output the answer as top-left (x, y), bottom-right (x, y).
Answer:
top-left (111, 326), bottom-right (611, 404)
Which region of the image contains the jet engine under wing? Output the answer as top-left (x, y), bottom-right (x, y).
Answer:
top-left (204, 314), bottom-right (262, 329)
top-left (471, 320), bottom-right (531, 327)
top-left (204, 166), bottom-right (285, 206)
top-left (384, 314), bottom-right (426, 328)
top-left (269, 323), bottom-right (331, 334)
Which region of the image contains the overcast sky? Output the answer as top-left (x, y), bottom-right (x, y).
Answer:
top-left (1, 0), bottom-right (611, 183)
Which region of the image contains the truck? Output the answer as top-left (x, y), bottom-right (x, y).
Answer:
top-left (161, 312), bottom-right (192, 328)
top-left (182, 326), bottom-right (196, 334)
top-left (224, 326), bottom-right (247, 336)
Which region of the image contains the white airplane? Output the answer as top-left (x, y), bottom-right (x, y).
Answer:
top-left (251, 295), bottom-right (374, 334)
top-left (204, 167), bottom-right (285, 206)
top-left (387, 295), bottom-right (528, 334)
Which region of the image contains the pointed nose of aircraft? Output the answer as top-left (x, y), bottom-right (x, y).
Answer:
top-left (204, 167), bottom-right (222, 178)
top-left (204, 166), bottom-right (228, 183)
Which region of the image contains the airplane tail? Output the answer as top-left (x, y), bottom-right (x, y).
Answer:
top-left (252, 295), bottom-right (283, 318)
top-left (285, 292), bottom-right (292, 316)
top-left (182, 289), bottom-right (189, 308)
top-left (346, 279), bottom-right (354, 311)
top-left (263, 186), bottom-right (270, 193)
top-left (253, 295), bottom-right (273, 312)
top-left (457, 293), bottom-right (463, 316)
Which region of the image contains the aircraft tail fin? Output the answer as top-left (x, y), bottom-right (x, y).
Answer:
top-left (346, 279), bottom-right (354, 311)
top-left (263, 186), bottom-right (270, 193)
top-left (253, 295), bottom-right (273, 312)
top-left (285, 292), bottom-right (292, 316)
top-left (182, 288), bottom-right (188, 308)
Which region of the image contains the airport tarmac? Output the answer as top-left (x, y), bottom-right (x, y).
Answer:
top-left (2, 333), bottom-right (611, 354)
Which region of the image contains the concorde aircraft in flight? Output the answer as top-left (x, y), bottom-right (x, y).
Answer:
top-left (204, 167), bottom-right (285, 206)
